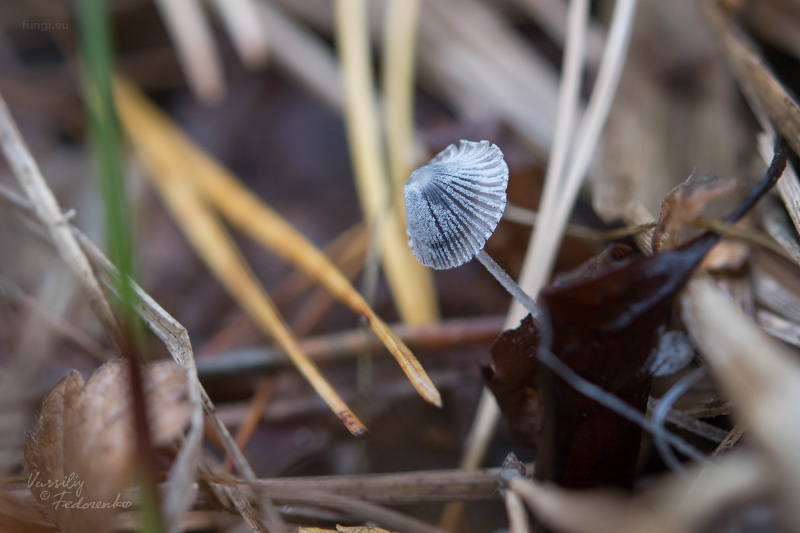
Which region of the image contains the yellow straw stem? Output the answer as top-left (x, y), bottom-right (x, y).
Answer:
top-left (113, 78), bottom-right (441, 407)
top-left (335, 0), bottom-right (439, 325)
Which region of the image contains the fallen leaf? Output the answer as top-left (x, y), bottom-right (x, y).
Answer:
top-left (652, 173), bottom-right (737, 252)
top-left (482, 314), bottom-right (541, 448)
top-left (24, 360), bottom-right (192, 533)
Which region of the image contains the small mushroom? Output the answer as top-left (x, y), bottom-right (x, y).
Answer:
top-left (404, 139), bottom-right (541, 320)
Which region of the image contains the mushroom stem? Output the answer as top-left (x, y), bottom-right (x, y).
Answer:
top-left (475, 250), bottom-right (542, 322)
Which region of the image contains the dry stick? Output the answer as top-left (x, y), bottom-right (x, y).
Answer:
top-left (335, 0), bottom-right (439, 325)
top-left (112, 79), bottom-right (441, 407)
top-left (0, 185), bottom-right (286, 532)
top-left (525, 0), bottom-right (639, 301)
top-left (258, 488), bottom-right (447, 533)
top-left (0, 92), bottom-right (124, 354)
top-left (705, 0), bottom-right (800, 256)
top-left (688, 218), bottom-right (792, 260)
top-left (713, 422), bottom-right (748, 457)
top-left (196, 315), bottom-right (504, 380)
top-left (506, 202), bottom-right (787, 258)
top-left (253, 466), bottom-right (511, 504)
top-left (504, 202), bottom-right (658, 241)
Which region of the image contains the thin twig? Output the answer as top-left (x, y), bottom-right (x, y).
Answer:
top-left (652, 368), bottom-right (706, 473)
top-left (196, 315), bottom-right (504, 379)
top-left (538, 349), bottom-right (706, 463)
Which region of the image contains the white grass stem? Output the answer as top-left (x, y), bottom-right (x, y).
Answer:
top-left (459, 0), bottom-right (595, 474)
top-left (521, 0), bottom-right (638, 303)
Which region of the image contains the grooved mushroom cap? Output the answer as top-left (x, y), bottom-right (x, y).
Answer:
top-left (404, 140), bottom-right (509, 270)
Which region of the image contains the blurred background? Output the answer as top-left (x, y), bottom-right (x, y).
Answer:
top-left (2, 0), bottom-right (800, 531)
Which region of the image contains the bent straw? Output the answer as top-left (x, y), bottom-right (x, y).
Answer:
top-left (113, 78), bottom-right (441, 408)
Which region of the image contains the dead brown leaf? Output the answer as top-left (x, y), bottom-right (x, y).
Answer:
top-left (24, 360), bottom-right (192, 533)
top-left (652, 173), bottom-right (737, 252)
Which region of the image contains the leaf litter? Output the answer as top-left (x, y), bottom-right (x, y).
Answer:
top-left (5, 1), bottom-right (800, 531)
top-left (485, 139), bottom-right (790, 489)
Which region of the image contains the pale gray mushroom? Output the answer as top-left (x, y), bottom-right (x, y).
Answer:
top-left (404, 139), bottom-right (541, 320)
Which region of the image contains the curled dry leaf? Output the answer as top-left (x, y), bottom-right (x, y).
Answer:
top-left (24, 360), bottom-right (193, 533)
top-left (652, 173), bottom-right (738, 252)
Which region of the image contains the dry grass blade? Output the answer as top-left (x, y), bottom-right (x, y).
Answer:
top-left (759, 199), bottom-right (800, 266)
top-left (0, 184), bottom-right (285, 531)
top-left (756, 309), bottom-right (800, 347)
top-left (457, 0), bottom-right (637, 498)
top-left (681, 276), bottom-right (800, 528)
top-left (509, 452), bottom-right (768, 533)
top-left (112, 78), bottom-right (441, 407)
top-left (152, 0), bottom-right (225, 105)
top-left (208, 0), bottom-right (269, 69)
top-left (122, 134), bottom-right (367, 437)
top-left (383, 0), bottom-right (421, 196)
top-left (755, 132), bottom-right (800, 245)
top-left (0, 91), bottom-right (124, 354)
top-left (253, 465), bottom-right (506, 504)
top-left (703, 0), bottom-right (800, 159)
top-left (259, 487), bottom-right (446, 533)
top-left (335, 0), bottom-right (439, 326)
top-left (420, 0), bottom-right (560, 154)
top-left (518, 0), bottom-right (638, 300)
